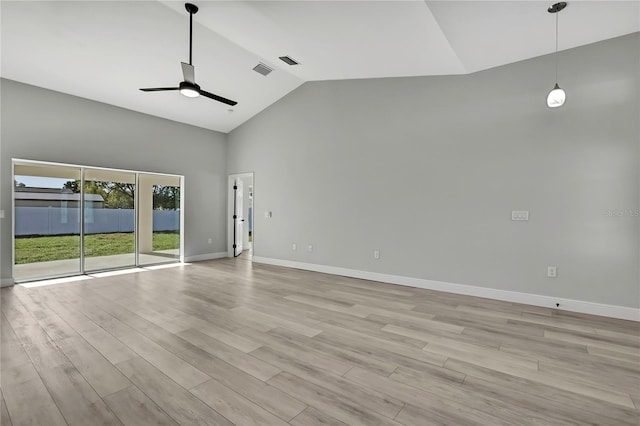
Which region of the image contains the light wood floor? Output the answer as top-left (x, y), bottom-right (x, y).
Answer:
top-left (1, 259), bottom-right (639, 426)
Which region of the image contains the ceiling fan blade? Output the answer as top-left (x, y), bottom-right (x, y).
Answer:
top-left (181, 62), bottom-right (195, 84)
top-left (140, 87), bottom-right (180, 92)
top-left (199, 89), bottom-right (238, 106)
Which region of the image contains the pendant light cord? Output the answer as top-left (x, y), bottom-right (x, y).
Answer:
top-left (555, 11), bottom-right (559, 83)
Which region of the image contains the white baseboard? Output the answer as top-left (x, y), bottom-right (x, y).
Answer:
top-left (252, 257), bottom-right (640, 322)
top-left (1, 278), bottom-right (15, 287)
top-left (185, 252), bottom-right (228, 262)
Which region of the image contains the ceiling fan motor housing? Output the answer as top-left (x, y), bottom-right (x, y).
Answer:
top-left (179, 81), bottom-right (200, 97)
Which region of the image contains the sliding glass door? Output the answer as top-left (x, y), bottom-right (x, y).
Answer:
top-left (13, 160), bottom-right (183, 282)
top-left (138, 174), bottom-right (181, 266)
top-left (83, 168), bottom-right (137, 272)
top-left (13, 163), bottom-right (82, 281)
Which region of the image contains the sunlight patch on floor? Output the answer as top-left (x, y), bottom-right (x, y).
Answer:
top-left (18, 263), bottom-right (190, 287)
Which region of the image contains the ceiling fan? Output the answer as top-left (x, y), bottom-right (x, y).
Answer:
top-left (140, 3), bottom-right (237, 106)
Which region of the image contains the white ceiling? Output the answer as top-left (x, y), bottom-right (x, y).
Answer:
top-left (2, 1), bottom-right (639, 133)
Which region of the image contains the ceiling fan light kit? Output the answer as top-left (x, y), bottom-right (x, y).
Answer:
top-left (140, 3), bottom-right (238, 106)
top-left (179, 82), bottom-right (200, 98)
top-left (547, 2), bottom-right (567, 108)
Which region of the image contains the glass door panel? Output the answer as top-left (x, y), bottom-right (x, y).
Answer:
top-left (138, 174), bottom-right (181, 266)
top-left (83, 168), bottom-right (136, 271)
top-left (13, 163), bottom-right (82, 281)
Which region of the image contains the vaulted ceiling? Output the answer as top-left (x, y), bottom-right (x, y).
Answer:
top-left (2, 1), bottom-right (638, 133)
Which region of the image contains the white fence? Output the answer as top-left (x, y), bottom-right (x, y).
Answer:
top-left (15, 207), bottom-right (179, 236)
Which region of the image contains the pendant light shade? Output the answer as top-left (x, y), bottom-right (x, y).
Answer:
top-left (547, 2), bottom-right (567, 108)
top-left (547, 83), bottom-right (566, 108)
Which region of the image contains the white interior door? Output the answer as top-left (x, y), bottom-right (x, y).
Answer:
top-left (234, 179), bottom-right (244, 256)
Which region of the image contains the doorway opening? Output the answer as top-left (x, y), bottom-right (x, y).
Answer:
top-left (228, 173), bottom-right (254, 260)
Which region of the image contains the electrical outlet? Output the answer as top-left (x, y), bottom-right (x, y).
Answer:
top-left (547, 266), bottom-right (557, 278)
top-left (0, 210), bottom-right (4, 219)
top-left (207, 238), bottom-right (212, 244)
top-left (292, 243), bottom-right (297, 251)
top-left (373, 249), bottom-right (380, 259)
top-left (307, 244), bottom-right (313, 253)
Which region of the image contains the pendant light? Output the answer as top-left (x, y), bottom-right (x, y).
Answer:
top-left (547, 2), bottom-right (568, 108)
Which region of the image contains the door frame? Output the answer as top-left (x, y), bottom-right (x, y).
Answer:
top-left (227, 172), bottom-right (254, 259)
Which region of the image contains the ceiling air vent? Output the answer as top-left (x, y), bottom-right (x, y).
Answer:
top-left (279, 56), bottom-right (300, 66)
top-left (253, 63), bottom-right (273, 76)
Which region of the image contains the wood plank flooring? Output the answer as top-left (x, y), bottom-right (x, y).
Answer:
top-left (1, 258), bottom-right (639, 426)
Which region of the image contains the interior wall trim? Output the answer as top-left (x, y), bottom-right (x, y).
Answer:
top-left (185, 252), bottom-right (228, 262)
top-left (252, 256), bottom-right (640, 322)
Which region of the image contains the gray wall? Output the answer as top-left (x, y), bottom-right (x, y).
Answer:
top-left (1, 79), bottom-right (227, 283)
top-left (228, 33), bottom-right (640, 308)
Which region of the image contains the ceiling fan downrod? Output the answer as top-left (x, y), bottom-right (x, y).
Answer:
top-left (185, 3), bottom-right (198, 66)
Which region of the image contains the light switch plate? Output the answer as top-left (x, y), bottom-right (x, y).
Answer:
top-left (0, 210), bottom-right (4, 219)
top-left (512, 210), bottom-right (529, 221)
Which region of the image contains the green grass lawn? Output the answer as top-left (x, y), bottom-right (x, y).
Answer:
top-left (15, 232), bottom-right (180, 264)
